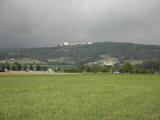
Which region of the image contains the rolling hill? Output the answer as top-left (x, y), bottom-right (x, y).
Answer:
top-left (0, 42), bottom-right (160, 65)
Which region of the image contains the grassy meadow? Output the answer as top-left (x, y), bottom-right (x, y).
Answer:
top-left (0, 73), bottom-right (160, 120)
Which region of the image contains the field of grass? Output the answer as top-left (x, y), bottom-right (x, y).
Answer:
top-left (0, 73), bottom-right (160, 120)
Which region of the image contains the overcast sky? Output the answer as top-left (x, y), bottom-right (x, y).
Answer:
top-left (0, 0), bottom-right (160, 48)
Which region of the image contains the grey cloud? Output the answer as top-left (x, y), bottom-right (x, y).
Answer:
top-left (0, 0), bottom-right (160, 48)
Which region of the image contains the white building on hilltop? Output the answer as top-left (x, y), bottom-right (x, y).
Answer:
top-left (60, 41), bottom-right (93, 46)
top-left (63, 42), bottom-right (69, 46)
top-left (60, 41), bottom-right (69, 46)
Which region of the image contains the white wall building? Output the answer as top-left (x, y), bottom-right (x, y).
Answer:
top-left (63, 42), bottom-right (69, 46)
top-left (60, 41), bottom-right (93, 46)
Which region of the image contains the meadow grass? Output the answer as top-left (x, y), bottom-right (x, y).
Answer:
top-left (0, 73), bottom-right (160, 120)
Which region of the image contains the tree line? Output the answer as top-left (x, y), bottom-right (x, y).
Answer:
top-left (0, 60), bottom-right (160, 74)
top-left (65, 60), bottom-right (160, 74)
top-left (0, 62), bottom-right (47, 72)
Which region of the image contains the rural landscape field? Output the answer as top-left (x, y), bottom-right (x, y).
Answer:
top-left (1, 0), bottom-right (160, 120)
top-left (0, 73), bottom-right (160, 120)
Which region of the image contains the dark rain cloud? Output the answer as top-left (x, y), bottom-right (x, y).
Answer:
top-left (0, 0), bottom-right (160, 48)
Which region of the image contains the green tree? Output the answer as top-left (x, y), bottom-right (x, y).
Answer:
top-left (29, 64), bottom-right (33, 71)
top-left (120, 62), bottom-right (133, 73)
top-left (36, 64), bottom-right (41, 71)
top-left (0, 63), bottom-right (5, 72)
top-left (11, 62), bottom-right (22, 71)
top-left (22, 64), bottom-right (27, 71)
top-left (4, 62), bottom-right (10, 71)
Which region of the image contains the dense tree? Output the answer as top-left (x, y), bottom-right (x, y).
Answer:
top-left (36, 64), bottom-right (41, 71)
top-left (22, 64), bottom-right (27, 71)
top-left (134, 60), bottom-right (160, 74)
top-left (120, 62), bottom-right (133, 73)
top-left (4, 62), bottom-right (10, 71)
top-left (29, 64), bottom-right (33, 71)
top-left (0, 63), bottom-right (5, 72)
top-left (11, 62), bottom-right (22, 71)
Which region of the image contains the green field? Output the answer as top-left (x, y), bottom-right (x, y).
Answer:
top-left (0, 74), bottom-right (160, 120)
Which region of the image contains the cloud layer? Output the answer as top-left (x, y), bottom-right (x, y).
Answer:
top-left (0, 0), bottom-right (160, 48)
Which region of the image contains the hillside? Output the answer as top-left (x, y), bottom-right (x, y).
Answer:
top-left (0, 42), bottom-right (160, 65)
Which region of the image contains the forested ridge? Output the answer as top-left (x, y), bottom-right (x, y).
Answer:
top-left (0, 42), bottom-right (160, 65)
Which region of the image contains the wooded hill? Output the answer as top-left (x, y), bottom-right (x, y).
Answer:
top-left (0, 42), bottom-right (160, 65)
